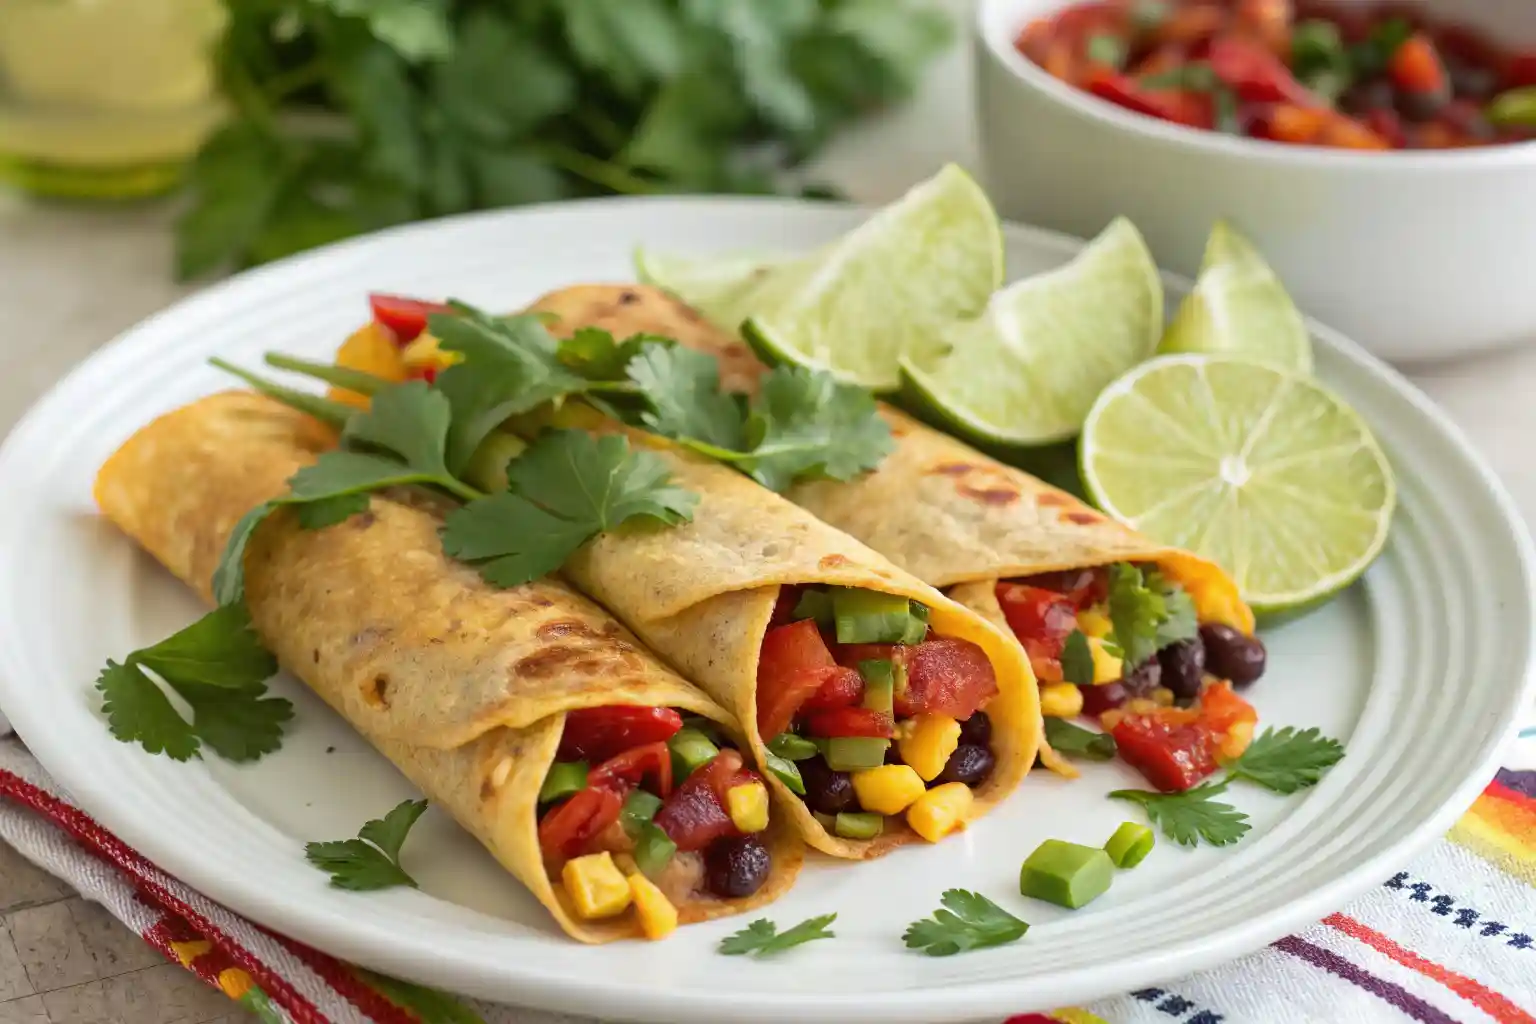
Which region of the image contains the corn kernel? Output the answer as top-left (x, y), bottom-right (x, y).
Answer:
top-left (1218, 720), bottom-right (1256, 762)
top-left (1151, 687), bottom-right (1175, 707)
top-left (906, 782), bottom-right (974, 843)
top-left (897, 715), bottom-right (962, 781)
top-left (561, 852), bottom-right (632, 919)
top-left (1100, 709), bottom-right (1125, 730)
top-left (851, 764), bottom-right (926, 815)
top-left (726, 782), bottom-right (770, 833)
top-left (401, 333), bottom-right (462, 371)
top-left (1040, 683), bottom-right (1084, 718)
top-left (627, 872), bottom-right (678, 940)
top-left (1077, 607), bottom-right (1112, 638)
top-left (1086, 637), bottom-right (1123, 684)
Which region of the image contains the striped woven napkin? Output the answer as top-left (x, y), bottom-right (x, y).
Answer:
top-left (0, 731), bottom-right (1531, 1024)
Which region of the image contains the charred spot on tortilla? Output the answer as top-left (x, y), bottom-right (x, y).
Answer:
top-left (959, 483), bottom-right (1020, 506)
top-left (1037, 493), bottom-right (1069, 507)
top-left (350, 625), bottom-right (390, 648)
top-left (312, 648), bottom-right (320, 664)
top-left (537, 619), bottom-right (601, 642)
top-left (1065, 511), bottom-right (1102, 525)
top-left (364, 674), bottom-right (391, 708)
top-left (513, 645), bottom-right (627, 679)
top-left (931, 462), bottom-right (975, 477)
top-left (619, 290), bottom-right (640, 305)
top-left (350, 510), bottom-right (377, 530)
top-left (819, 554), bottom-right (851, 569)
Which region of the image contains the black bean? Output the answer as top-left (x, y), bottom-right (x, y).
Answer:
top-left (958, 710), bottom-right (992, 747)
top-left (797, 756), bottom-right (857, 815)
top-left (1396, 86), bottom-right (1448, 123)
top-left (1340, 79), bottom-right (1396, 116)
top-left (1450, 63), bottom-right (1498, 102)
top-left (705, 836), bottom-right (771, 899)
top-left (939, 744), bottom-right (994, 787)
top-left (1121, 656), bottom-right (1162, 697)
top-left (1157, 638), bottom-right (1206, 701)
top-left (1200, 624), bottom-right (1267, 687)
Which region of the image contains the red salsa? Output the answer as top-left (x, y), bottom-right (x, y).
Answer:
top-left (1015, 1), bottom-right (1536, 150)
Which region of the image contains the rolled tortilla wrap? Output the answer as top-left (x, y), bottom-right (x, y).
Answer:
top-left (93, 391), bottom-right (801, 942)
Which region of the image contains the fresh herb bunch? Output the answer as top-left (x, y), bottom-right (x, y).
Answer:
top-left (180, 0), bottom-right (955, 278)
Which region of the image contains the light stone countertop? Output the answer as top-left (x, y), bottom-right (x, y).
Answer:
top-left (3, 18), bottom-right (1536, 1024)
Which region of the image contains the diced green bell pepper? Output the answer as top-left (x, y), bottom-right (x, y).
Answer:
top-left (1019, 840), bottom-right (1115, 909)
top-left (537, 761), bottom-right (587, 804)
top-left (822, 736), bottom-right (889, 772)
top-left (668, 727), bottom-right (720, 779)
top-left (634, 822), bottom-right (677, 878)
top-left (619, 788), bottom-right (663, 837)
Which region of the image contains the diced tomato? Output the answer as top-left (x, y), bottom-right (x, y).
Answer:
top-left (757, 620), bottom-right (838, 738)
top-left (1208, 37), bottom-right (1315, 105)
top-left (799, 666), bottom-right (866, 712)
top-left (368, 294), bottom-right (451, 345)
top-left (1197, 681), bottom-right (1258, 735)
top-left (898, 638), bottom-right (998, 720)
top-left (835, 643), bottom-right (904, 670)
top-left (1318, 112), bottom-right (1392, 150)
top-left (557, 706), bottom-right (683, 763)
top-left (1506, 52), bottom-right (1536, 90)
top-left (1389, 33), bottom-right (1449, 99)
top-left (803, 706), bottom-right (895, 739)
top-left (1014, 19), bottom-right (1055, 64)
top-left (1084, 70), bottom-right (1215, 129)
top-left (1364, 108), bottom-right (1407, 148)
top-left (996, 583), bottom-right (1077, 680)
top-left (1131, 45), bottom-right (1188, 78)
top-left (1111, 713), bottom-right (1219, 792)
top-left (770, 586), bottom-right (804, 627)
top-left (538, 786), bottom-right (624, 860)
top-left (653, 750), bottom-right (745, 851)
top-left (1146, 4), bottom-right (1227, 49)
top-left (1232, 0), bottom-right (1293, 57)
top-left (588, 741), bottom-right (674, 798)
top-left (1014, 568), bottom-right (1107, 609)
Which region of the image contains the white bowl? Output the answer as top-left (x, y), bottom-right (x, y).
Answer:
top-left (975, 0), bottom-right (1536, 364)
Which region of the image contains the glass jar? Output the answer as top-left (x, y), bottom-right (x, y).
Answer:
top-left (0, 0), bottom-right (226, 199)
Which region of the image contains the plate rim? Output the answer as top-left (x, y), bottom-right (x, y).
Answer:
top-left (1, 194), bottom-right (1533, 1023)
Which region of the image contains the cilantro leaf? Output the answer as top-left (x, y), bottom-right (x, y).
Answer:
top-left (719, 914), bottom-right (836, 957)
top-left (430, 308), bottom-right (591, 474)
top-left (627, 344), bottom-right (747, 451)
top-left (306, 799), bottom-right (427, 891)
top-left (318, 0), bottom-right (454, 63)
top-left (1109, 781), bottom-right (1251, 848)
top-left (1042, 716), bottom-right (1117, 762)
top-left (1105, 563), bottom-right (1196, 666)
top-left (559, 327), bottom-right (672, 382)
top-left (1149, 571), bottom-right (1198, 650)
top-left (339, 380), bottom-right (452, 477)
top-left (442, 431), bottom-right (698, 588)
top-left (296, 493), bottom-right (372, 530)
top-left (739, 366), bottom-right (894, 491)
top-left (1060, 629), bottom-right (1095, 686)
top-left (1226, 727), bottom-right (1345, 795)
top-left (95, 605), bottom-right (288, 762)
top-left (903, 890), bottom-right (1028, 957)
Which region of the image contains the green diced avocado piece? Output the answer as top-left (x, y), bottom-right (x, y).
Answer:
top-left (791, 589), bottom-right (834, 626)
top-left (619, 789), bottom-right (663, 837)
top-left (767, 732), bottom-right (820, 761)
top-left (858, 659), bottom-right (895, 716)
top-left (1104, 821), bottom-right (1155, 869)
top-left (831, 587), bottom-right (921, 644)
top-left (537, 761), bottom-right (587, 804)
top-left (1019, 840), bottom-right (1115, 909)
top-left (834, 811), bottom-right (884, 840)
top-left (822, 736), bottom-right (890, 771)
top-left (668, 727), bottom-right (720, 779)
top-left (633, 822), bottom-right (677, 878)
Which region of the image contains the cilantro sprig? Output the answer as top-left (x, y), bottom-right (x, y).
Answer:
top-left (1109, 727), bottom-right (1346, 847)
top-left (719, 914), bottom-right (837, 958)
top-left (903, 890), bottom-right (1029, 957)
top-left (306, 799), bottom-right (429, 891)
top-left (1105, 563), bottom-right (1198, 667)
top-left (95, 604), bottom-right (292, 763)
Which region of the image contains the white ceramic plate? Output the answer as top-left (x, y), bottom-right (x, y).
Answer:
top-left (0, 199), bottom-right (1531, 1024)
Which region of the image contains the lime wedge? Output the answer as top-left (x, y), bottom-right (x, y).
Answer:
top-left (1158, 221), bottom-right (1313, 373)
top-left (739, 164), bottom-right (1004, 391)
top-left (634, 248), bottom-right (787, 334)
top-left (1080, 354), bottom-right (1395, 615)
top-left (899, 217), bottom-right (1163, 448)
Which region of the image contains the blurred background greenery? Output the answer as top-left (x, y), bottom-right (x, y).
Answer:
top-left (0, 0), bottom-right (954, 279)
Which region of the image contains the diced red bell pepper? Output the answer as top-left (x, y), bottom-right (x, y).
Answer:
top-left (1014, 568), bottom-right (1108, 609)
top-left (653, 750), bottom-right (746, 851)
top-left (996, 582), bottom-right (1078, 681)
top-left (1506, 52), bottom-right (1536, 90)
top-left (557, 706), bottom-right (683, 763)
top-left (1208, 37), bottom-right (1316, 105)
top-left (368, 294), bottom-right (451, 345)
top-left (804, 706), bottom-right (895, 739)
top-left (588, 741), bottom-right (674, 798)
top-left (1084, 70), bottom-right (1216, 129)
top-left (1111, 712), bottom-right (1219, 792)
top-left (1389, 33), bottom-right (1449, 99)
top-left (538, 786), bottom-right (624, 860)
top-left (757, 620), bottom-right (838, 738)
top-left (799, 666), bottom-right (866, 712)
top-left (898, 638), bottom-right (999, 720)
top-left (1197, 681), bottom-right (1258, 735)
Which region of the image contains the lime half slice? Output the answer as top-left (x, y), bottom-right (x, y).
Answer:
top-left (899, 217), bottom-right (1163, 448)
top-left (1158, 221), bottom-right (1313, 373)
top-left (1080, 354), bottom-right (1395, 615)
top-left (739, 164), bottom-right (1004, 391)
top-left (634, 248), bottom-right (787, 334)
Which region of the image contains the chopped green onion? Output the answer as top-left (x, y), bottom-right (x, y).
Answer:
top-left (834, 811), bottom-right (884, 840)
top-left (822, 737), bottom-right (889, 772)
top-left (791, 589), bottom-right (834, 626)
top-left (1086, 33), bottom-right (1127, 70)
top-left (1104, 821), bottom-right (1155, 869)
top-left (858, 659), bottom-right (896, 717)
top-left (620, 789), bottom-right (663, 836)
top-left (768, 733), bottom-right (820, 761)
top-left (831, 588), bottom-right (923, 644)
top-left (765, 751), bottom-right (806, 795)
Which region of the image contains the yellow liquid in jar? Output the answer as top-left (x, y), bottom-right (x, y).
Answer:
top-left (0, 0), bottom-right (227, 197)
